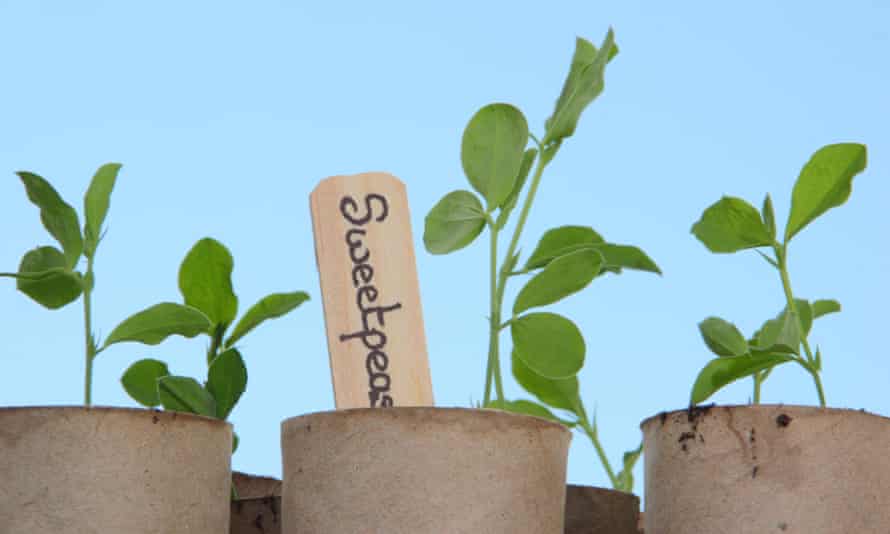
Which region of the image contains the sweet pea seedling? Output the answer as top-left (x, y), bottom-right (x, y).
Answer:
top-left (0, 163), bottom-right (199, 405)
top-left (116, 237), bottom-right (309, 450)
top-left (423, 31), bottom-right (659, 492)
top-left (690, 143), bottom-right (867, 407)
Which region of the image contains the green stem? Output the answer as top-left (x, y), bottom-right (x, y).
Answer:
top-left (579, 415), bottom-right (619, 489)
top-left (775, 244), bottom-right (826, 407)
top-left (83, 259), bottom-right (96, 406)
top-left (207, 325), bottom-right (223, 365)
top-left (752, 373), bottom-right (762, 404)
top-left (484, 225), bottom-right (501, 405)
top-left (484, 150), bottom-right (551, 405)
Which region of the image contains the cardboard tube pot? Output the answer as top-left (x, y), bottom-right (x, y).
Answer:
top-left (641, 404), bottom-right (890, 533)
top-left (564, 485), bottom-right (641, 534)
top-left (231, 472), bottom-right (282, 534)
top-left (0, 406), bottom-right (232, 534)
top-left (281, 407), bottom-right (571, 534)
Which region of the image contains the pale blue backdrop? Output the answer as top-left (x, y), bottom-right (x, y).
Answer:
top-left (2, 1), bottom-right (888, 490)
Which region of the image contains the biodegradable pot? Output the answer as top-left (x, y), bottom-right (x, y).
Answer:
top-left (642, 404), bottom-right (890, 533)
top-left (564, 485), bottom-right (641, 534)
top-left (0, 406), bottom-right (232, 534)
top-left (281, 407), bottom-right (571, 534)
top-left (231, 472), bottom-right (282, 534)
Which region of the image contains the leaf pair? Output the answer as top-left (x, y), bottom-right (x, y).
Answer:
top-left (122, 347), bottom-right (247, 420)
top-left (423, 107), bottom-right (536, 255)
top-left (1, 164), bottom-right (122, 310)
top-left (112, 238), bottom-right (308, 444)
top-left (692, 144), bottom-right (867, 253)
top-left (692, 298), bottom-right (842, 404)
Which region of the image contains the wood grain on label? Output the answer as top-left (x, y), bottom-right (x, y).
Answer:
top-left (310, 172), bottom-right (434, 409)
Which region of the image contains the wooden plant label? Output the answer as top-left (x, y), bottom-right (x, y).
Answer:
top-left (310, 172), bottom-right (434, 409)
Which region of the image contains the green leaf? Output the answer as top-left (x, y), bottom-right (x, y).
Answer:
top-left (158, 376), bottom-right (216, 417)
top-left (691, 353), bottom-right (794, 405)
top-left (698, 317), bottom-right (749, 357)
top-left (525, 226), bottom-right (604, 270)
top-left (460, 103), bottom-right (529, 209)
top-left (785, 143), bottom-right (867, 241)
top-left (83, 163), bottom-right (122, 258)
top-left (614, 442), bottom-right (643, 493)
top-left (207, 348), bottom-right (247, 419)
top-left (691, 196), bottom-right (773, 253)
top-left (495, 148), bottom-right (538, 230)
top-left (792, 299), bottom-right (813, 336)
top-left (592, 243), bottom-right (662, 275)
top-left (755, 310), bottom-right (802, 354)
top-left (544, 30), bottom-right (617, 144)
top-left (178, 238), bottom-right (238, 329)
top-left (17, 171), bottom-right (83, 268)
top-left (120, 358), bottom-right (170, 407)
top-left (232, 432), bottom-right (240, 453)
top-left (423, 190), bottom-right (487, 254)
top-left (484, 399), bottom-right (575, 426)
top-left (512, 350), bottom-right (580, 413)
top-left (812, 299), bottom-right (841, 319)
top-left (511, 312), bottom-right (585, 379)
top-left (762, 194), bottom-right (776, 240)
top-left (103, 302), bottom-right (212, 349)
top-left (514, 249), bottom-right (603, 314)
top-left (225, 291), bottom-right (310, 348)
top-left (2, 246), bottom-right (83, 309)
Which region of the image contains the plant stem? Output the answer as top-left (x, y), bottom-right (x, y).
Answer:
top-left (775, 244), bottom-right (826, 407)
top-left (83, 259), bottom-right (96, 406)
top-left (484, 151), bottom-right (550, 405)
top-left (579, 416), bottom-right (619, 489)
top-left (752, 372), bottom-right (762, 404)
top-left (484, 225), bottom-right (501, 405)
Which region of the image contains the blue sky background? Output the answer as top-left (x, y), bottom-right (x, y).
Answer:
top-left (2, 1), bottom-right (887, 491)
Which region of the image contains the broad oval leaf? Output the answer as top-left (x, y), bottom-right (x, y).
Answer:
top-left (792, 299), bottom-right (813, 336)
top-left (544, 30), bottom-right (617, 144)
top-left (511, 312), bottom-right (585, 379)
top-left (225, 291), bottom-right (310, 348)
top-left (495, 148), bottom-right (538, 230)
top-left (178, 238), bottom-right (238, 329)
top-left (423, 190), bottom-right (487, 254)
top-left (755, 310), bottom-right (801, 354)
top-left (158, 376), bottom-right (216, 417)
top-left (786, 143), bottom-right (867, 241)
top-left (593, 243), bottom-right (662, 275)
top-left (6, 246), bottom-right (83, 309)
top-left (103, 302), bottom-right (212, 349)
top-left (691, 353), bottom-right (793, 405)
top-left (484, 399), bottom-right (575, 426)
top-left (525, 226), bottom-right (604, 270)
top-left (691, 196), bottom-right (773, 253)
top-left (512, 350), bottom-right (580, 413)
top-left (207, 348), bottom-right (248, 419)
top-left (461, 103), bottom-right (529, 209)
top-left (17, 171), bottom-right (83, 268)
top-left (121, 358), bottom-right (170, 407)
top-left (83, 163), bottom-right (122, 258)
top-left (514, 249), bottom-right (603, 314)
top-left (812, 299), bottom-right (841, 319)
top-left (699, 317), bottom-right (749, 357)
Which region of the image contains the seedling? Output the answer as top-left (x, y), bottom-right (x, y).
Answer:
top-left (690, 143), bottom-right (867, 407)
top-left (0, 164), bottom-right (209, 405)
top-left (116, 237), bottom-right (309, 450)
top-left (423, 31), bottom-right (659, 491)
